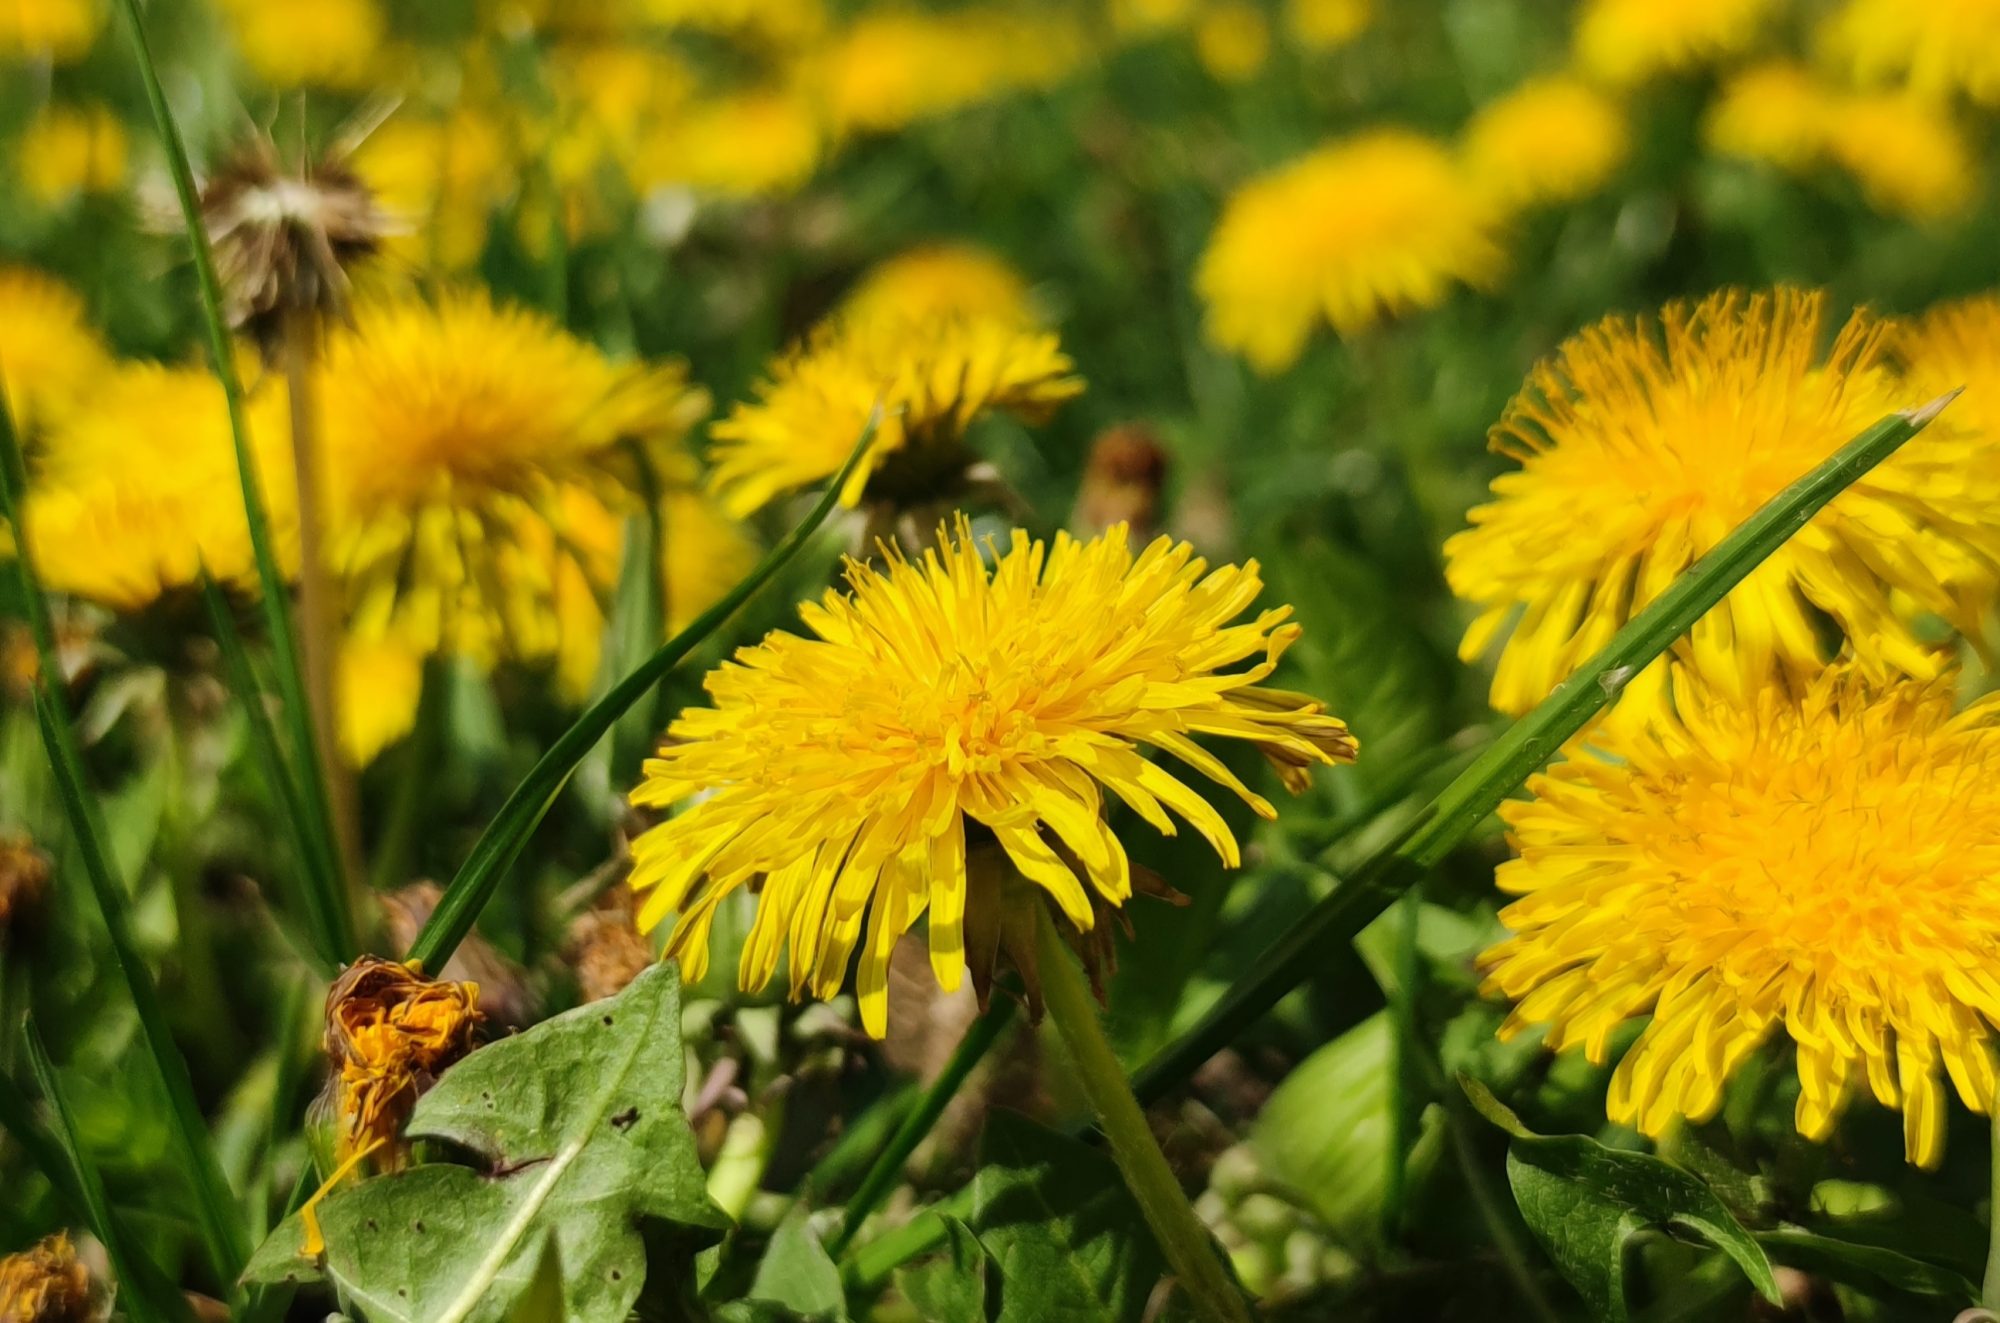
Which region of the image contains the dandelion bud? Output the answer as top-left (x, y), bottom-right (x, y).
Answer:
top-left (322, 956), bottom-right (482, 1163)
top-left (0, 1232), bottom-right (93, 1323)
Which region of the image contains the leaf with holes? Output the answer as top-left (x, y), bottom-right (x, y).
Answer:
top-left (243, 964), bottom-right (727, 1322)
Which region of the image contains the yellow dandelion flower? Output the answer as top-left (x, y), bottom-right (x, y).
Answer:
top-left (0, 265), bottom-right (112, 433)
top-left (635, 87), bottom-right (823, 198)
top-left (708, 312), bottom-right (1081, 518)
top-left (840, 243), bottom-right (1036, 331)
top-left (1196, 129), bottom-right (1506, 372)
top-left (216, 0), bottom-right (389, 89)
top-left (14, 102), bottom-right (126, 206)
top-left (337, 632), bottom-right (426, 767)
top-left (1111, 0), bottom-right (1196, 37)
top-left (1705, 61), bottom-right (1837, 172)
top-left (1895, 293), bottom-right (2000, 456)
top-left (1284, 0), bottom-right (1369, 50)
top-left (25, 364), bottom-right (296, 609)
top-left (627, 519), bottom-right (1356, 1035)
top-left (817, 7), bottom-right (1088, 137)
top-left (1195, 2), bottom-right (1272, 83)
top-left (315, 291), bottom-right (710, 682)
top-left (1445, 288), bottom-right (2000, 720)
top-left (640, 0), bottom-right (826, 45)
top-left (1822, 0), bottom-right (2000, 106)
top-left (352, 110), bottom-right (512, 274)
top-left (0, 1232), bottom-right (91, 1323)
top-left (0, 0), bottom-right (100, 61)
top-left (1825, 92), bottom-right (1974, 222)
top-left (1574, 0), bottom-right (1776, 86)
top-left (1461, 76), bottom-right (1629, 213)
top-left (1482, 664), bottom-right (2000, 1168)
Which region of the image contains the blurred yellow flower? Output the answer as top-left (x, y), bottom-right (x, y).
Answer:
top-left (352, 111), bottom-right (511, 274)
top-left (1110, 0), bottom-right (1196, 37)
top-left (635, 87), bottom-right (823, 198)
top-left (1461, 75), bottom-right (1628, 212)
top-left (708, 312), bottom-right (1081, 518)
top-left (1574, 0), bottom-right (1776, 85)
top-left (1825, 92), bottom-right (1974, 222)
top-left (1896, 293), bottom-right (2000, 454)
top-left (1195, 1), bottom-right (1272, 82)
top-left (216, 0), bottom-right (389, 89)
top-left (627, 518), bottom-right (1355, 1034)
top-left (817, 7), bottom-right (1088, 137)
top-left (337, 632), bottom-right (426, 766)
top-left (0, 265), bottom-right (112, 433)
top-left (26, 363), bottom-right (296, 609)
top-left (0, 0), bottom-right (100, 61)
top-left (1705, 61), bottom-right (1836, 172)
top-left (1823, 0), bottom-right (2000, 105)
top-left (1196, 129), bottom-right (1506, 371)
top-left (1482, 664), bottom-right (2000, 1168)
top-left (1445, 288), bottom-right (2000, 719)
top-left (841, 243), bottom-right (1036, 330)
top-left (314, 291), bottom-right (710, 684)
top-left (14, 102), bottom-right (126, 206)
top-left (641, 0), bottom-right (825, 44)
top-left (1284, 0), bottom-right (1369, 50)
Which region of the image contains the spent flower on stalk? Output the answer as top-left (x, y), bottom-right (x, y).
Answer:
top-left (1482, 663), bottom-right (2000, 1168)
top-left (626, 517), bottom-right (1355, 1036)
top-left (321, 956), bottom-right (482, 1163)
top-left (0, 1232), bottom-right (93, 1323)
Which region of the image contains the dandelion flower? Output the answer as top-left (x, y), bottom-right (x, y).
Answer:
top-left (1823, 0), bottom-right (2000, 106)
top-left (1461, 76), bottom-right (1628, 213)
top-left (1285, 0), bottom-right (1369, 51)
top-left (314, 291), bottom-right (710, 682)
top-left (1705, 62), bottom-right (1838, 172)
top-left (0, 0), bottom-right (100, 61)
top-left (627, 519), bottom-right (1356, 1035)
top-left (0, 1233), bottom-right (91, 1322)
top-left (352, 111), bottom-right (512, 273)
top-left (1896, 293), bottom-right (2000, 451)
top-left (323, 956), bottom-right (481, 1161)
top-left (337, 633), bottom-right (426, 767)
top-left (708, 312), bottom-right (1081, 518)
top-left (1825, 93), bottom-right (1974, 222)
top-left (634, 87), bottom-right (823, 198)
top-left (0, 266), bottom-right (112, 433)
top-left (25, 364), bottom-right (296, 608)
top-left (1195, 2), bottom-right (1272, 83)
top-left (1482, 665), bottom-right (2000, 1168)
top-left (1196, 129), bottom-right (1506, 372)
top-left (841, 243), bottom-right (1036, 330)
top-left (1574, 0), bottom-right (1776, 85)
top-left (14, 102), bottom-right (126, 207)
top-left (216, 0), bottom-right (389, 89)
top-left (817, 7), bottom-right (1088, 137)
top-left (1445, 288), bottom-right (2000, 718)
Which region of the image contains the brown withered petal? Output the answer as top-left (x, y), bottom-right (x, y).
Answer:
top-left (323, 956), bottom-right (481, 1162)
top-left (1071, 422), bottom-right (1169, 540)
top-left (0, 1232), bottom-right (93, 1323)
top-left (381, 882), bottom-right (532, 1027)
top-left (0, 834), bottom-right (51, 935)
top-left (563, 887), bottom-right (655, 1005)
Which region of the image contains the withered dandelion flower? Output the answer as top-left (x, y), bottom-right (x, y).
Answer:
top-left (1481, 664), bottom-right (2000, 1168)
top-left (1445, 287), bottom-right (2000, 719)
top-left (627, 518), bottom-right (1356, 1036)
top-left (0, 1232), bottom-right (92, 1323)
top-left (1196, 129), bottom-right (1506, 372)
top-left (0, 833), bottom-right (49, 937)
top-left (323, 956), bottom-right (481, 1160)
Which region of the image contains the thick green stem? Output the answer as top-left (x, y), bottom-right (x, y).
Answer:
top-left (1035, 907), bottom-right (1250, 1323)
top-left (1984, 1102), bottom-right (2000, 1309)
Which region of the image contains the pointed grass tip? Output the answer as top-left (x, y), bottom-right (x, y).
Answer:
top-left (1899, 386), bottom-right (1964, 429)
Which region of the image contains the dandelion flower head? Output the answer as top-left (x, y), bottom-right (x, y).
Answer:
top-left (1196, 129), bottom-right (1506, 373)
top-left (0, 0), bottom-right (101, 61)
top-left (0, 265), bottom-right (112, 433)
top-left (1445, 287), bottom-right (2000, 719)
top-left (1705, 62), bottom-right (1839, 172)
top-left (324, 956), bottom-right (482, 1160)
top-left (841, 243), bottom-right (1037, 332)
top-left (816, 6), bottom-right (1087, 137)
top-left (1824, 93), bottom-right (1975, 222)
top-left (1482, 664), bottom-right (2000, 1167)
top-left (1284, 0), bottom-right (1370, 51)
top-left (1573, 0), bottom-right (1777, 85)
top-left (1195, 1), bottom-right (1273, 83)
top-left (216, 0), bottom-right (389, 90)
top-left (351, 110), bottom-right (512, 274)
top-left (1822, 0), bottom-right (2000, 106)
top-left (627, 519), bottom-right (1356, 1035)
top-left (633, 86), bottom-right (823, 198)
top-left (1895, 292), bottom-right (2000, 452)
top-left (14, 102), bottom-right (126, 207)
top-left (1461, 76), bottom-right (1629, 213)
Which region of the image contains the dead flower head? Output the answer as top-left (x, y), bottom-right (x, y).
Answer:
top-left (0, 1232), bottom-right (92, 1323)
top-left (323, 956), bottom-right (481, 1161)
top-left (0, 834), bottom-right (51, 938)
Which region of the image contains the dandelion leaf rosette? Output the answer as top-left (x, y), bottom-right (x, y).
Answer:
top-left (245, 964), bottom-right (726, 1321)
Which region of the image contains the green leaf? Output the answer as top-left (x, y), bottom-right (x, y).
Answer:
top-left (1461, 1077), bottom-right (1781, 1320)
top-left (896, 1217), bottom-right (992, 1323)
top-left (501, 1236), bottom-right (564, 1322)
top-left (244, 964), bottom-right (727, 1322)
top-left (747, 1205), bottom-right (845, 1320)
top-left (970, 1111), bottom-right (1167, 1322)
top-left (1757, 1227), bottom-right (1977, 1303)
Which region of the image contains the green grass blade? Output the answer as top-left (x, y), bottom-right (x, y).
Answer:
top-left (24, 1020), bottom-right (196, 1323)
top-left (34, 691), bottom-right (250, 1285)
top-left (112, 0), bottom-right (347, 898)
top-left (201, 576), bottom-right (352, 972)
top-left (0, 1067), bottom-right (87, 1217)
top-left (1128, 393), bottom-right (1959, 1107)
top-left (407, 416), bottom-right (880, 970)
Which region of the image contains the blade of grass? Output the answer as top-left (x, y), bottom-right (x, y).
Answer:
top-left (34, 690), bottom-right (250, 1287)
top-left (201, 576), bottom-right (351, 972)
top-left (113, 0), bottom-right (349, 902)
top-left (407, 416), bottom-right (878, 970)
top-left (1128, 393), bottom-right (1961, 1107)
top-left (25, 1020), bottom-right (196, 1323)
top-left (0, 1067), bottom-right (87, 1217)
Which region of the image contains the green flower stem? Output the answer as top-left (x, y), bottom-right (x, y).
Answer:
top-left (1984, 1103), bottom-right (2000, 1309)
top-left (1129, 395), bottom-right (1959, 1109)
top-left (828, 996), bottom-right (1018, 1257)
top-left (1035, 906), bottom-right (1251, 1323)
top-left (408, 416), bottom-right (878, 970)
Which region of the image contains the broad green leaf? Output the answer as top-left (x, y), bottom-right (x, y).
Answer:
top-left (747, 1205), bottom-right (845, 1320)
top-left (1757, 1227), bottom-right (1977, 1303)
top-left (1462, 1077), bottom-right (1780, 1320)
top-left (971, 1111), bottom-right (1167, 1322)
top-left (244, 964), bottom-right (726, 1322)
top-left (896, 1216), bottom-right (992, 1323)
top-left (501, 1236), bottom-right (563, 1322)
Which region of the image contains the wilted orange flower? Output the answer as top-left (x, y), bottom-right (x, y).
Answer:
top-left (324, 957), bottom-right (482, 1160)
